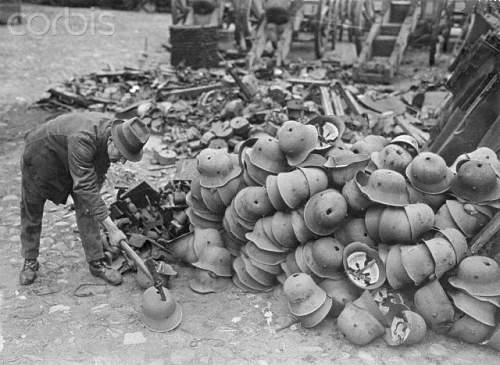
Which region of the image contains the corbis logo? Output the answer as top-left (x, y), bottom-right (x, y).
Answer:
top-left (7, 7), bottom-right (115, 36)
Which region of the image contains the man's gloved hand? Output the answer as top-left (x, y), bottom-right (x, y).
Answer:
top-left (101, 216), bottom-right (127, 248)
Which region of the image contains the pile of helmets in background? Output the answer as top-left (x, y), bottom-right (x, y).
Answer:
top-left (179, 119), bottom-right (500, 351)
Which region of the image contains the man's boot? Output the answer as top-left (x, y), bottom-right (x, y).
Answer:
top-left (20, 259), bottom-right (39, 285)
top-left (89, 259), bottom-right (122, 286)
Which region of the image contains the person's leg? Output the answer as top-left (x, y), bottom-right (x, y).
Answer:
top-left (72, 193), bottom-right (122, 285)
top-left (276, 21), bottom-right (293, 67)
top-left (19, 177), bottom-right (46, 285)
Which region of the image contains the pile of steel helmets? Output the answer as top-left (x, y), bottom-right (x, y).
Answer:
top-left (183, 126), bottom-right (500, 350)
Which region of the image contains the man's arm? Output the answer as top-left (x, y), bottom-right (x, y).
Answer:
top-left (68, 134), bottom-right (126, 246)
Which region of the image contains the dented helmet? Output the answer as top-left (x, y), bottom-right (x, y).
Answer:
top-left (192, 246), bottom-right (233, 277)
top-left (356, 169), bottom-right (410, 206)
top-left (233, 186), bottom-right (273, 222)
top-left (303, 238), bottom-right (345, 279)
top-left (319, 275), bottom-right (362, 317)
top-left (406, 152), bottom-right (454, 195)
top-left (142, 286), bottom-right (182, 332)
top-left (337, 302), bottom-right (385, 346)
top-left (335, 218), bottom-right (375, 246)
top-left (371, 144), bottom-right (413, 174)
top-left (384, 310), bottom-right (427, 346)
top-left (277, 120), bottom-right (318, 166)
top-left (324, 151), bottom-right (371, 187)
top-left (197, 149), bottom-right (242, 188)
top-left (446, 200), bottom-right (492, 237)
top-left (266, 175), bottom-right (288, 211)
top-left (276, 169), bottom-right (311, 209)
top-left (247, 136), bottom-right (288, 173)
top-left (448, 256), bottom-right (500, 296)
top-left (378, 207), bottom-right (412, 244)
top-left (283, 273), bottom-right (327, 316)
top-left (449, 314), bottom-right (494, 344)
top-left (448, 290), bottom-right (496, 326)
top-left (342, 177), bottom-right (373, 215)
top-left (451, 160), bottom-right (500, 203)
top-left (351, 135), bottom-right (388, 154)
top-left (434, 202), bottom-right (461, 232)
top-left (189, 268), bottom-right (231, 294)
top-left (304, 189), bottom-right (348, 236)
top-left (414, 279), bottom-right (455, 328)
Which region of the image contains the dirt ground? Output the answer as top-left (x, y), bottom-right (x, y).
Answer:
top-left (1, 5), bottom-right (500, 365)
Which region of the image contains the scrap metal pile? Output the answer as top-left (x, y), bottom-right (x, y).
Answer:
top-left (158, 122), bottom-right (500, 350)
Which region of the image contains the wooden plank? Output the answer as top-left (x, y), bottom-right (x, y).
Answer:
top-left (319, 86), bottom-right (334, 116)
top-left (470, 211), bottom-right (500, 254)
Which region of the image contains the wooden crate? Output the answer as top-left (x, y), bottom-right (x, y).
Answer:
top-left (0, 0), bottom-right (21, 25)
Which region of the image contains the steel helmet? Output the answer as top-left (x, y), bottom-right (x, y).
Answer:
top-left (335, 218), bottom-right (375, 246)
top-left (217, 175), bottom-right (244, 206)
top-left (448, 256), bottom-right (500, 296)
top-left (304, 189), bottom-right (348, 236)
top-left (342, 177), bottom-right (373, 215)
top-left (298, 167), bottom-right (329, 196)
top-left (434, 202), bottom-right (461, 232)
top-left (390, 135), bottom-right (420, 156)
top-left (298, 296), bottom-right (333, 328)
top-left (241, 254), bottom-right (276, 287)
top-left (283, 273), bottom-right (326, 316)
top-left (351, 135), bottom-right (388, 155)
top-left (271, 211), bottom-right (300, 249)
top-left (261, 215), bottom-right (282, 247)
top-left (189, 268), bottom-right (231, 294)
top-left (448, 289), bottom-right (496, 326)
top-left (247, 136), bottom-right (288, 173)
top-left (197, 149), bottom-right (242, 188)
top-left (324, 151), bottom-right (371, 187)
top-left (245, 241), bottom-right (287, 266)
top-left (414, 279), bottom-right (454, 328)
top-left (233, 186), bottom-right (273, 222)
top-left (448, 314), bottom-right (494, 344)
top-left (245, 219), bottom-right (288, 253)
top-left (221, 230), bottom-right (244, 257)
top-left (343, 242), bottom-right (386, 290)
top-left (400, 244), bottom-right (435, 286)
top-left (265, 175), bottom-right (288, 211)
top-left (337, 302), bottom-right (385, 346)
top-left (385, 245), bottom-right (413, 290)
top-left (364, 205), bottom-right (384, 241)
top-left (303, 238), bottom-right (345, 279)
top-left (384, 310), bottom-right (427, 346)
top-left (285, 251), bottom-right (302, 275)
top-left (406, 152), bottom-right (454, 194)
top-left (277, 120), bottom-right (318, 166)
top-left (229, 202), bottom-right (255, 231)
top-left (404, 203), bottom-right (435, 241)
top-left (192, 246), bottom-right (233, 277)
top-left (319, 276), bottom-right (362, 317)
top-left (186, 191), bottom-right (216, 216)
top-left (276, 169), bottom-right (310, 209)
top-left (186, 207), bottom-right (223, 230)
top-left (294, 244), bottom-right (313, 275)
top-left (192, 227), bottom-right (224, 258)
top-left (378, 207), bottom-right (413, 244)
top-left (242, 168), bottom-right (259, 187)
top-left (141, 286), bottom-right (182, 332)
top-left (371, 144), bottom-right (413, 174)
top-left (356, 169), bottom-right (410, 206)
top-left (200, 187), bottom-right (226, 214)
top-left (446, 200), bottom-right (492, 237)
top-left (223, 207), bottom-right (250, 242)
top-left (290, 210), bottom-right (316, 244)
top-left (243, 149), bottom-right (273, 186)
top-left (451, 160), bottom-right (500, 202)
top-left (232, 256), bottom-right (272, 292)
top-left (246, 252), bottom-right (283, 276)
top-left (423, 237), bottom-right (457, 279)
top-left (435, 228), bottom-right (468, 262)
top-left (407, 184), bottom-right (447, 210)
top-left (452, 147), bottom-right (500, 176)
top-left (296, 153), bottom-right (327, 168)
